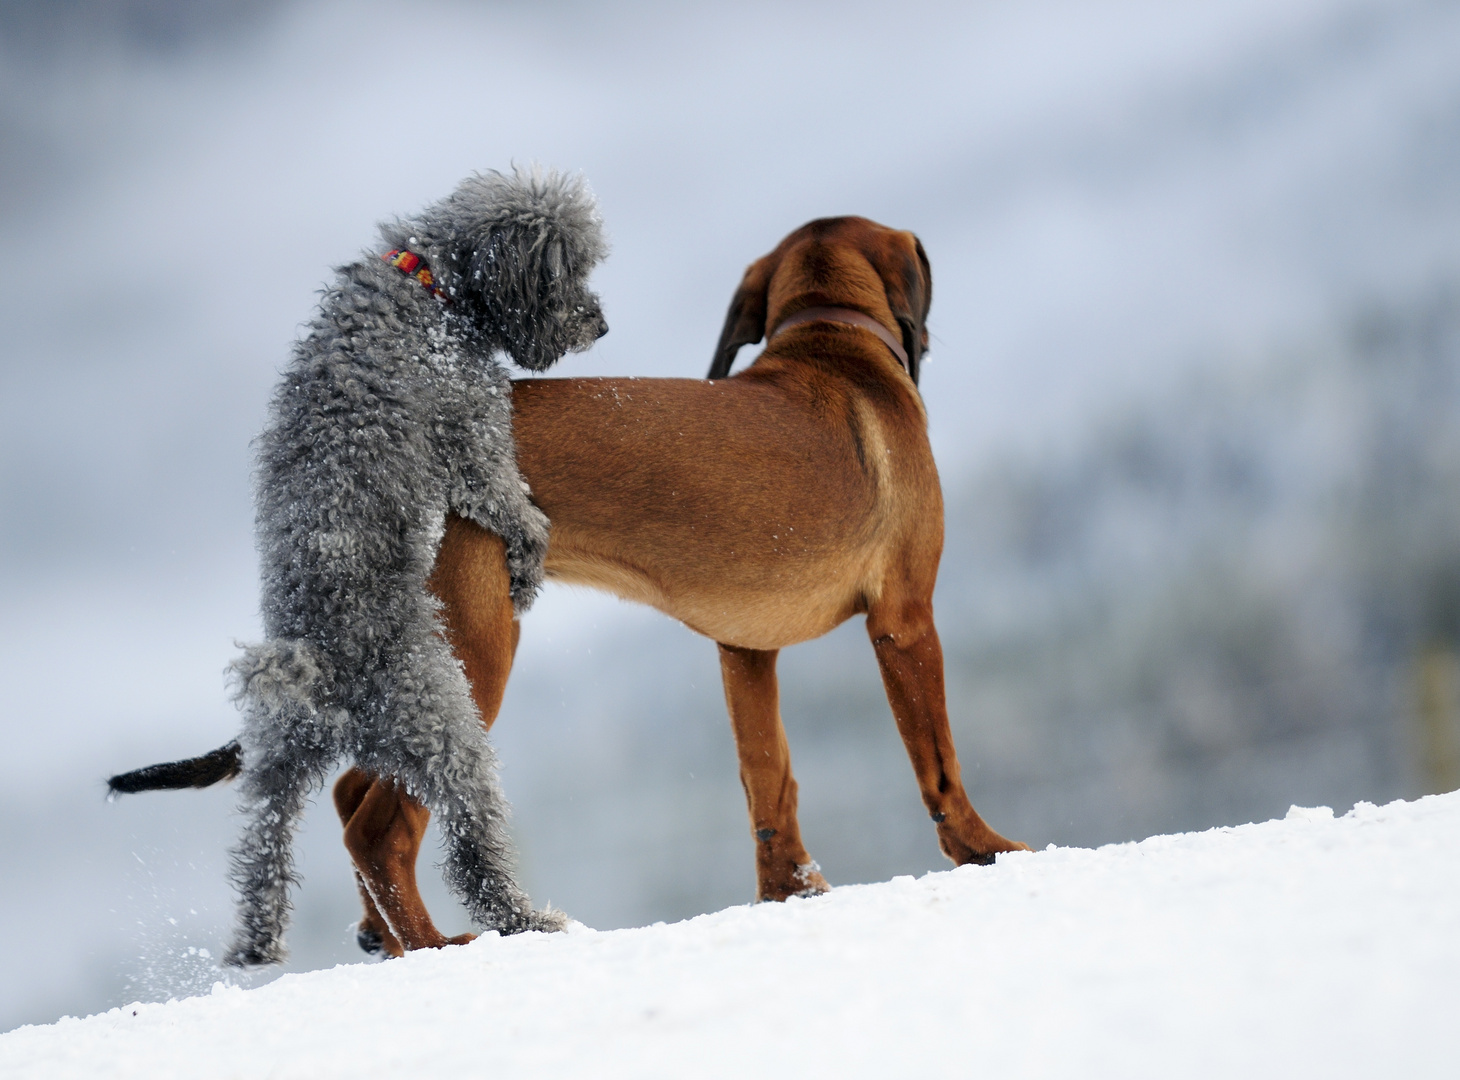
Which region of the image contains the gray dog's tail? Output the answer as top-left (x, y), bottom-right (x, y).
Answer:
top-left (107, 741), bottom-right (243, 795)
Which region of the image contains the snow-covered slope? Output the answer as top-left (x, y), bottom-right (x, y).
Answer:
top-left (4, 793), bottom-right (1455, 1079)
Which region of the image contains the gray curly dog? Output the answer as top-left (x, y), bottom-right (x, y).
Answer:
top-left (205, 168), bottom-right (606, 966)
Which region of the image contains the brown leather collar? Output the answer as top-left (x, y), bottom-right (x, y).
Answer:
top-left (769, 305), bottom-right (909, 372)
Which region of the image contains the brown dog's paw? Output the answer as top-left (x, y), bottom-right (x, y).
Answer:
top-left (757, 865), bottom-right (831, 902)
top-left (408, 932), bottom-right (477, 952)
top-left (936, 818), bottom-right (1033, 867)
top-left (793, 861), bottom-right (831, 897)
top-left (355, 921), bottom-right (407, 958)
top-left (356, 925), bottom-right (385, 956)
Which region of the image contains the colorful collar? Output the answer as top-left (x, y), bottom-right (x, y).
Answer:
top-left (382, 249), bottom-right (451, 303)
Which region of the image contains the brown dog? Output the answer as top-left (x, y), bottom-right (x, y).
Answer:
top-left (330, 215), bottom-right (1028, 956)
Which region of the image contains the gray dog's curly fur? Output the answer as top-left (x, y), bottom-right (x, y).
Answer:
top-left (224, 167), bottom-right (607, 967)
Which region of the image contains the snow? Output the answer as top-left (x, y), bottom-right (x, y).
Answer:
top-left (4, 792), bottom-right (1455, 1078)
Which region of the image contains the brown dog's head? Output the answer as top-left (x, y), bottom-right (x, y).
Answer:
top-left (708, 216), bottom-right (932, 384)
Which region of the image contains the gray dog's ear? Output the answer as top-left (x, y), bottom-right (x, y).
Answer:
top-left (709, 255), bottom-right (773, 379)
top-left (545, 239), bottom-right (565, 278)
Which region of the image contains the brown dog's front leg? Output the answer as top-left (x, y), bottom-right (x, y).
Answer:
top-left (867, 605), bottom-right (1029, 865)
top-left (717, 644), bottom-right (830, 901)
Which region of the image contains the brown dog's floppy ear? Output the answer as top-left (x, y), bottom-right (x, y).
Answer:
top-left (708, 255), bottom-right (773, 379)
top-left (882, 233), bottom-right (932, 386)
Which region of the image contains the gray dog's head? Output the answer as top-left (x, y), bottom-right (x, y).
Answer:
top-left (381, 167), bottom-right (609, 370)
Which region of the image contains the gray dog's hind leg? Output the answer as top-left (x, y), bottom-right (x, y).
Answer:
top-left (224, 641), bottom-right (346, 967)
top-left (362, 636), bottom-right (566, 936)
top-left (224, 735), bottom-right (331, 966)
top-left (435, 744), bottom-right (566, 934)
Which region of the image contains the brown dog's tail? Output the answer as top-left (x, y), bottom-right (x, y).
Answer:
top-left (107, 740), bottom-right (243, 795)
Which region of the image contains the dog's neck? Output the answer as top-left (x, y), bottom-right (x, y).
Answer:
top-left (769, 306), bottom-right (909, 372)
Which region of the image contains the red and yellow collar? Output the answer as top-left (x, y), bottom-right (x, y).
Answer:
top-left (382, 249), bottom-right (451, 303)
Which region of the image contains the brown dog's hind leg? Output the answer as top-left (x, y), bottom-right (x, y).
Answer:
top-left (338, 773), bottom-right (473, 953)
top-left (333, 768), bottom-right (407, 957)
top-left (717, 644), bottom-right (830, 901)
top-left (867, 603), bottom-right (1030, 865)
top-left (335, 516), bottom-right (521, 956)
top-left (428, 516), bottom-right (521, 734)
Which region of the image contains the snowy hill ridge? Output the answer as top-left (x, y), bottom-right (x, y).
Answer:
top-left (4, 793), bottom-right (1456, 1079)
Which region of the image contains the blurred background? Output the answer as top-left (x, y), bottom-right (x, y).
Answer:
top-left (3, 0), bottom-right (1460, 1032)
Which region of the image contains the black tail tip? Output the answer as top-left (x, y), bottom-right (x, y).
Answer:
top-left (107, 740), bottom-right (243, 796)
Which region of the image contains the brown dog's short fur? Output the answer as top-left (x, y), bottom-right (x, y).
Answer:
top-left (334, 216), bottom-right (1027, 956)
